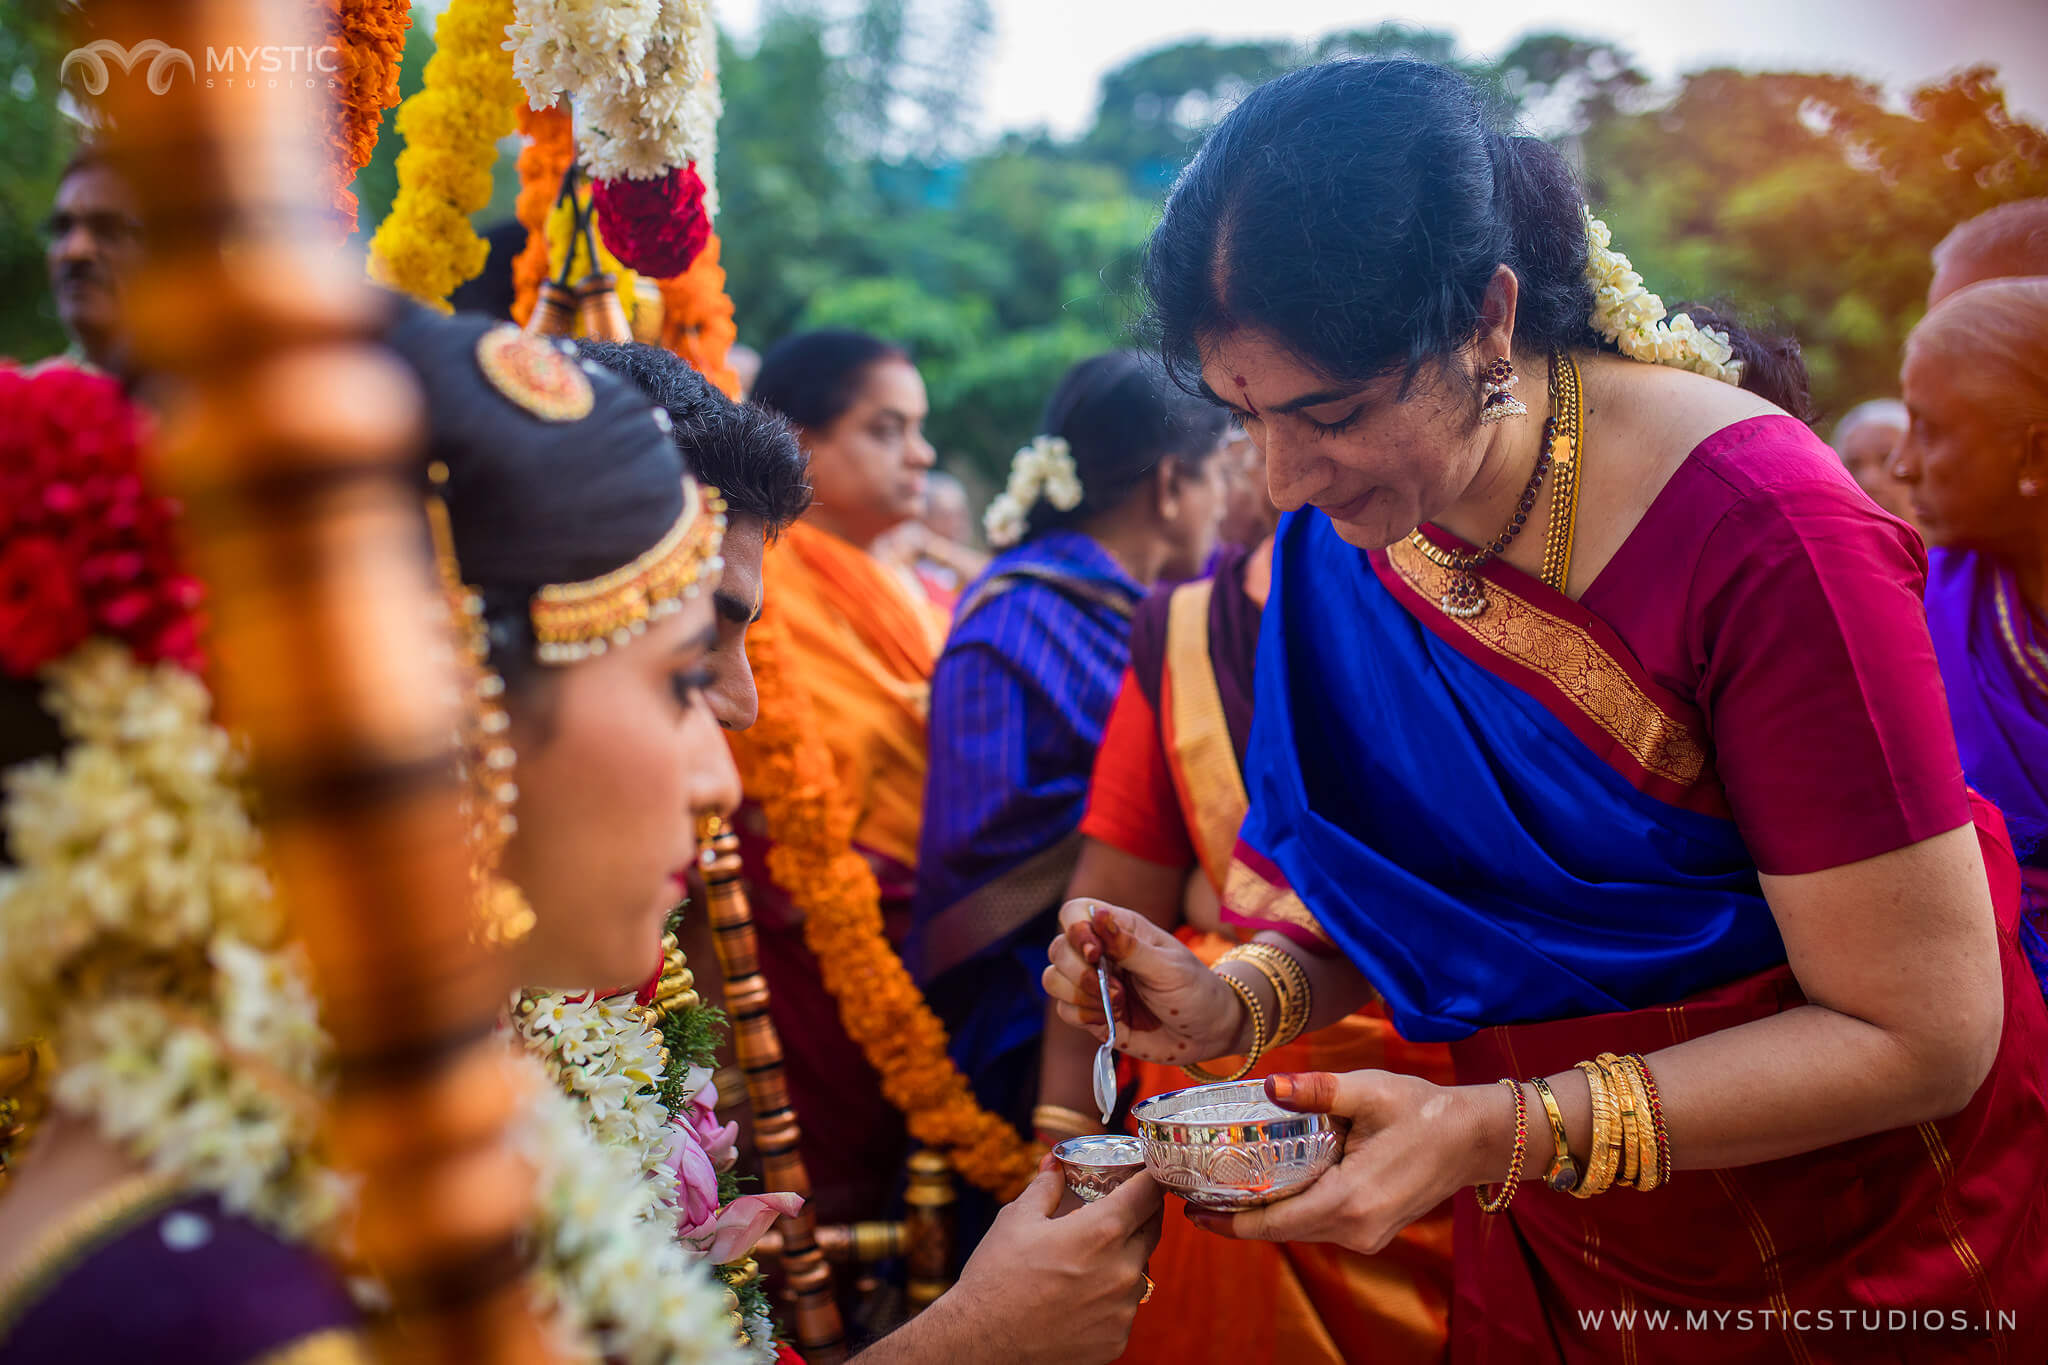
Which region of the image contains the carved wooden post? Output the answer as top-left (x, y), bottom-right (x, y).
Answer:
top-left (902, 1150), bottom-right (958, 1314)
top-left (93, 1), bottom-right (550, 1359)
top-left (701, 816), bottom-right (848, 1362)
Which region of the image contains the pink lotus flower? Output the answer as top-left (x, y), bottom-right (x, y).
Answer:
top-left (666, 1117), bottom-right (723, 1232)
top-left (683, 1191), bottom-right (806, 1266)
top-left (687, 1076), bottom-right (739, 1172)
top-left (663, 1074), bottom-right (803, 1265)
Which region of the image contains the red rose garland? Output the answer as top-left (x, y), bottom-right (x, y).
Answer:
top-left (0, 366), bottom-right (203, 677)
top-left (591, 166), bottom-right (711, 281)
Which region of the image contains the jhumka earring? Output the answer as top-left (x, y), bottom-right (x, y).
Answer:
top-left (427, 462), bottom-right (537, 947)
top-left (1479, 356), bottom-right (1528, 425)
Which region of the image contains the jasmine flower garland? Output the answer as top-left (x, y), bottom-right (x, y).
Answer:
top-left (984, 434), bottom-right (1084, 548)
top-left (1582, 207), bottom-right (1745, 385)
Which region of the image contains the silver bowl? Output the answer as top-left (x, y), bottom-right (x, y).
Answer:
top-left (1131, 1079), bottom-right (1339, 1211)
top-left (1053, 1134), bottom-right (1146, 1203)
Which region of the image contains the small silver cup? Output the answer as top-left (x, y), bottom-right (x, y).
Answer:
top-left (1053, 1134), bottom-right (1146, 1203)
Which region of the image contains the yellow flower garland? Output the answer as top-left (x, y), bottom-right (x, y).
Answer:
top-left (366, 0), bottom-right (523, 308)
top-left (730, 611), bottom-right (1041, 1201)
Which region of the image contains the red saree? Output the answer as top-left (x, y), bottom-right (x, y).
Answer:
top-left (1451, 795), bottom-right (2048, 1364)
top-left (1224, 420), bottom-right (2048, 1362)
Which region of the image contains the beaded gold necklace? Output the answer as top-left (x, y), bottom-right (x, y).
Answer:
top-left (1409, 350), bottom-right (1584, 617)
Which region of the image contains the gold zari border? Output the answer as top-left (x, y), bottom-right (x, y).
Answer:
top-left (1165, 579), bottom-right (1251, 890)
top-left (1386, 539), bottom-right (1707, 787)
top-left (1994, 573), bottom-right (2048, 701)
top-left (1222, 856), bottom-right (1333, 949)
top-left (253, 1327), bottom-right (376, 1365)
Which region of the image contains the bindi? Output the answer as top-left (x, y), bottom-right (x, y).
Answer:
top-left (1232, 374), bottom-right (1259, 418)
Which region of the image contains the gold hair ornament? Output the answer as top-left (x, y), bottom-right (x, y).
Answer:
top-left (532, 478), bottom-right (727, 663)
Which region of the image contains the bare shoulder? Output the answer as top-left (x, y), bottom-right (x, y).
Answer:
top-left (1559, 355), bottom-right (1786, 595)
top-left (1582, 354), bottom-right (1782, 481)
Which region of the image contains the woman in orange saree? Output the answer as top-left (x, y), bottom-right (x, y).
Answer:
top-left (731, 330), bottom-right (948, 1228)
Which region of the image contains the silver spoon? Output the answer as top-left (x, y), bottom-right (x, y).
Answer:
top-left (1093, 961), bottom-right (1118, 1126)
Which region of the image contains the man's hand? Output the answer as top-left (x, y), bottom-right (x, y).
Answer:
top-left (860, 1158), bottom-right (1164, 1365)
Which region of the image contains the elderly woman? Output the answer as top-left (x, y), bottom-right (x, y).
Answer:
top-left (1829, 398), bottom-right (1918, 528)
top-left (1895, 277), bottom-right (2048, 993)
top-left (1045, 59), bottom-right (2048, 1362)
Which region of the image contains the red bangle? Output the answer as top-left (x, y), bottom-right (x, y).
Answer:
top-left (1629, 1054), bottom-right (1672, 1186)
top-left (1474, 1078), bottom-right (1528, 1215)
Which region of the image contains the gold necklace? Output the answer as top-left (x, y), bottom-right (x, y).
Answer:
top-left (1409, 350), bottom-right (1584, 617)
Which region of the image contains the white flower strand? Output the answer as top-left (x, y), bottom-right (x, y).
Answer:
top-left (1583, 208), bottom-right (1744, 386)
top-left (520, 1059), bottom-right (742, 1365)
top-left (509, 0), bottom-right (723, 214)
top-left (983, 434), bottom-right (1084, 548)
top-left (511, 988), bottom-right (680, 1218)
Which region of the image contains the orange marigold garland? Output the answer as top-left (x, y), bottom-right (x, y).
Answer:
top-left (511, 102), bottom-right (574, 327)
top-left (322, 0), bottom-right (412, 232)
top-left (659, 232), bottom-right (741, 399)
top-left (730, 611), bottom-right (1041, 1200)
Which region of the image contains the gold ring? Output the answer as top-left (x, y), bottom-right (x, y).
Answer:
top-left (1139, 1273), bottom-right (1154, 1305)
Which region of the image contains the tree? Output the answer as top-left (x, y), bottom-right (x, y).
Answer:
top-left (0, 0), bottom-right (84, 363)
top-left (1582, 66), bottom-right (2048, 418)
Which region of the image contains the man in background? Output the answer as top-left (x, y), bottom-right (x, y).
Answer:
top-left (41, 149), bottom-right (142, 377)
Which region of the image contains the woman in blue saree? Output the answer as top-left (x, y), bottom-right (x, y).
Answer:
top-left (1896, 277), bottom-right (2048, 989)
top-left (911, 352), bottom-right (1228, 1129)
top-left (1044, 60), bottom-right (2048, 1363)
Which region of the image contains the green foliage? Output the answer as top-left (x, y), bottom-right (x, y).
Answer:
top-left (1583, 65), bottom-right (2048, 418)
top-left (0, 1), bottom-right (82, 363)
top-left (716, 12), bottom-right (2046, 478)
top-left (2, 0), bottom-right (2040, 453)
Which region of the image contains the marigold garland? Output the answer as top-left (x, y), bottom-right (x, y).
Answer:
top-left (729, 610), bottom-right (1041, 1200)
top-left (366, 0), bottom-right (524, 308)
top-left (660, 232), bottom-right (741, 399)
top-left (512, 101), bottom-right (575, 327)
top-left (322, 0), bottom-right (412, 233)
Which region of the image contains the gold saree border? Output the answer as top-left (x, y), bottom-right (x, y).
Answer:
top-left (254, 1328), bottom-right (375, 1365)
top-left (1164, 578), bottom-right (1252, 892)
top-left (1385, 538), bottom-right (1708, 789)
top-left (1994, 573), bottom-right (2048, 702)
top-left (1223, 855), bottom-right (1335, 950)
top-left (0, 1171), bottom-right (183, 1340)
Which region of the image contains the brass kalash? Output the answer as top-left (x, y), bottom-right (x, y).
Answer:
top-left (523, 163), bottom-right (665, 346)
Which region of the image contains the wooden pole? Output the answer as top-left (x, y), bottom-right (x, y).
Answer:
top-left (701, 817), bottom-right (849, 1363)
top-left (91, 2), bottom-right (551, 1358)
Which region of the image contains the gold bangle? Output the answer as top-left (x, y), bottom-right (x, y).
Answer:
top-left (1031, 1103), bottom-right (1097, 1141)
top-left (1629, 1053), bottom-right (1673, 1187)
top-left (1608, 1055), bottom-right (1662, 1192)
top-left (1182, 968), bottom-right (1267, 1084)
top-left (1219, 943), bottom-right (1312, 1048)
top-left (1572, 1060), bottom-right (1621, 1198)
top-left (1529, 1076), bottom-right (1579, 1194)
top-left (1597, 1054), bottom-right (1641, 1190)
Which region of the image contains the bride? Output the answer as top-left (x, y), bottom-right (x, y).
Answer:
top-left (0, 307), bottom-right (1159, 1365)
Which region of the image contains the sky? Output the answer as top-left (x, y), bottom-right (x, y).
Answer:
top-left (715, 0), bottom-right (2048, 137)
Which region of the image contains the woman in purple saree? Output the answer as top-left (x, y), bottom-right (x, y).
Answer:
top-left (1898, 277), bottom-right (2048, 987)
